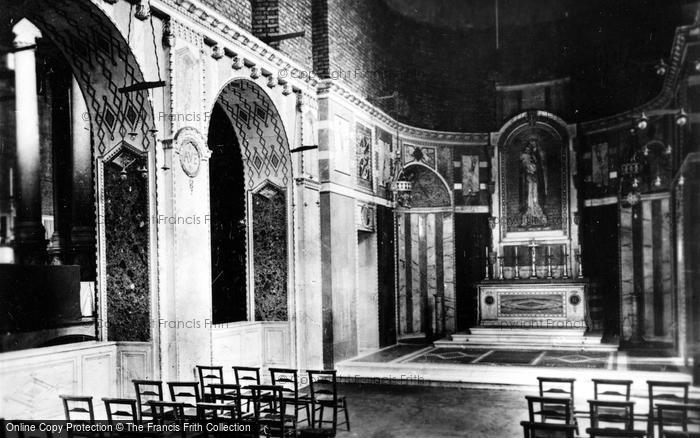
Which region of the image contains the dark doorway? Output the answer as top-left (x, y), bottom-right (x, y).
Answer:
top-left (454, 214), bottom-right (490, 332)
top-left (376, 205), bottom-right (396, 347)
top-left (208, 103), bottom-right (247, 323)
top-left (582, 204), bottom-right (620, 337)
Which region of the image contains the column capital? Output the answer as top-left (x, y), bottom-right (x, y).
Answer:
top-left (12, 18), bottom-right (42, 49)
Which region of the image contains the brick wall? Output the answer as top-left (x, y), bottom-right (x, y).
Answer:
top-left (279, 0), bottom-right (313, 69)
top-left (199, 0), bottom-right (252, 32)
top-left (252, 0), bottom-right (279, 48)
top-left (322, 0), bottom-right (497, 132)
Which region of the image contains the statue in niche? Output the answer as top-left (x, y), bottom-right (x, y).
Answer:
top-left (519, 134), bottom-right (548, 227)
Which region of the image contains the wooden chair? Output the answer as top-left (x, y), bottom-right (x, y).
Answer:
top-left (147, 401), bottom-right (186, 438)
top-left (537, 377), bottom-right (578, 432)
top-left (657, 403), bottom-right (700, 438)
top-left (60, 396), bottom-right (97, 438)
top-left (588, 399), bottom-right (636, 436)
top-left (196, 366), bottom-right (224, 401)
top-left (270, 368), bottom-right (312, 427)
top-left (585, 429), bottom-right (647, 437)
top-left (204, 383), bottom-right (241, 407)
top-left (196, 403), bottom-right (241, 437)
top-left (647, 381), bottom-right (690, 438)
top-left (60, 395), bottom-right (96, 423)
top-left (307, 370), bottom-right (350, 432)
top-left (521, 421), bottom-right (576, 438)
top-left (527, 396), bottom-right (573, 424)
top-left (167, 381), bottom-right (200, 419)
top-left (248, 385), bottom-right (296, 438)
top-left (234, 366), bottom-right (263, 412)
top-left (133, 380), bottom-right (164, 421)
top-left (594, 379), bottom-right (633, 401)
top-left (103, 398), bottom-right (139, 423)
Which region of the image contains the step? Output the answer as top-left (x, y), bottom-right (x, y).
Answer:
top-left (434, 328), bottom-right (618, 351)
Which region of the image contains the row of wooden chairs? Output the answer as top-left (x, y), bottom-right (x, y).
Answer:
top-left (61, 367), bottom-right (350, 436)
top-left (191, 366), bottom-right (349, 432)
top-left (523, 377), bottom-right (700, 438)
top-left (61, 387), bottom-right (292, 438)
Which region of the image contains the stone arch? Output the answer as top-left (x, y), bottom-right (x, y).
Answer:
top-left (5, 0), bottom-right (158, 343)
top-left (399, 162), bottom-right (453, 208)
top-left (210, 78), bottom-right (293, 190)
top-left (8, 0), bottom-right (157, 156)
top-left (207, 78), bottom-right (293, 323)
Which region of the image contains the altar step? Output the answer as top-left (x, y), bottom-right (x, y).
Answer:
top-left (434, 328), bottom-right (619, 351)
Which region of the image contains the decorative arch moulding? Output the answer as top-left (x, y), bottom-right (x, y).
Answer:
top-left (580, 23), bottom-right (700, 134)
top-left (495, 111), bottom-right (573, 241)
top-left (152, 0), bottom-right (319, 90)
top-left (317, 80), bottom-right (490, 146)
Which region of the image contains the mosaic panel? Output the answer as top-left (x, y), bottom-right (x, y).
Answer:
top-left (27, 1), bottom-right (155, 156)
top-left (215, 80), bottom-right (291, 190)
top-left (104, 160), bottom-right (150, 341)
top-left (404, 144), bottom-right (436, 168)
top-left (356, 123), bottom-right (372, 189)
top-left (252, 184), bottom-right (288, 321)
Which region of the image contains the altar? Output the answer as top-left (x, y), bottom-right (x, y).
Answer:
top-left (478, 279), bottom-right (587, 329)
top-left (443, 111), bottom-right (610, 349)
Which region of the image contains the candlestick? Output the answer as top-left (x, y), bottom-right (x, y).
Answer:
top-left (563, 247), bottom-right (570, 278)
top-left (577, 246), bottom-right (584, 279)
top-left (514, 246), bottom-right (520, 279)
top-left (547, 246), bottom-right (553, 279)
top-left (498, 256), bottom-right (504, 280)
top-left (528, 240), bottom-right (538, 279)
top-left (484, 246), bottom-right (490, 279)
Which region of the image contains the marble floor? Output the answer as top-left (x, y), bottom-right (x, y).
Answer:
top-left (351, 343), bottom-right (683, 372)
top-left (333, 383), bottom-right (529, 438)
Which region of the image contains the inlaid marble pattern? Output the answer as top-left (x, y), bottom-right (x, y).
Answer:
top-left (397, 212), bottom-right (456, 337)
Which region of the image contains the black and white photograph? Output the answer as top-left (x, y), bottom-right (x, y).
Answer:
top-left (1, 0), bottom-right (700, 436)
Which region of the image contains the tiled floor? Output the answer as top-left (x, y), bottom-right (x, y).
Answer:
top-left (351, 343), bottom-right (683, 372)
top-left (333, 383), bottom-right (529, 438)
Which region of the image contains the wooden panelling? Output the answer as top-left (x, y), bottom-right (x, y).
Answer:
top-left (0, 341), bottom-right (151, 419)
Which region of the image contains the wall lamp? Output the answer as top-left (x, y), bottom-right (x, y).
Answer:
top-left (655, 59), bottom-right (668, 76)
top-left (634, 108), bottom-right (688, 130)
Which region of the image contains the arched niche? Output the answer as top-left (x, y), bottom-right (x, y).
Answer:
top-left (207, 78), bottom-right (293, 323)
top-left (398, 163), bottom-right (453, 209)
top-left (5, 0), bottom-right (157, 343)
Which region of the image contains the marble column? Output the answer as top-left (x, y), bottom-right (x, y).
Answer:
top-left (47, 70), bottom-right (73, 265)
top-left (12, 19), bottom-right (45, 264)
top-left (69, 78), bottom-right (96, 280)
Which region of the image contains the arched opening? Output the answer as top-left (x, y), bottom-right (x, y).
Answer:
top-left (0, 0), bottom-right (156, 351)
top-left (208, 103), bottom-right (247, 323)
top-left (207, 79), bottom-right (292, 325)
top-left (395, 163), bottom-right (455, 341)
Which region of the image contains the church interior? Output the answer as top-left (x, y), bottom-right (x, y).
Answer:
top-left (1, 0), bottom-right (700, 436)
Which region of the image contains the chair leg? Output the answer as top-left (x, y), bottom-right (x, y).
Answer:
top-left (343, 399), bottom-right (350, 431)
top-left (332, 404), bottom-right (338, 433)
top-left (304, 403), bottom-right (311, 427)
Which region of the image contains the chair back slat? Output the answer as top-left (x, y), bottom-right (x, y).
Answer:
top-left (247, 385), bottom-right (294, 437)
top-left (196, 365), bottom-right (224, 397)
top-left (103, 398), bottom-right (138, 424)
top-left (308, 370), bottom-right (338, 404)
top-left (270, 368), bottom-right (300, 403)
top-left (521, 421), bottom-right (576, 438)
top-left (648, 381), bottom-right (691, 438)
top-left (133, 380), bottom-right (164, 420)
top-left (60, 395), bottom-right (95, 423)
top-left (588, 399), bottom-right (635, 431)
top-left (167, 381), bottom-right (201, 406)
top-left (658, 403), bottom-right (700, 437)
top-left (526, 396), bottom-right (573, 425)
top-left (593, 379), bottom-right (633, 401)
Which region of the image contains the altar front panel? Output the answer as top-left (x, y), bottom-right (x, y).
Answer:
top-left (478, 282), bottom-right (586, 328)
